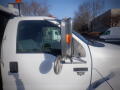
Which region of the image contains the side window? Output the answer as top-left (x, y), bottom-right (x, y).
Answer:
top-left (103, 31), bottom-right (110, 35)
top-left (73, 38), bottom-right (86, 57)
top-left (17, 20), bottom-right (61, 56)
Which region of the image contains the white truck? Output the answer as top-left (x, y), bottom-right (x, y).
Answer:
top-left (100, 27), bottom-right (120, 42)
top-left (0, 16), bottom-right (120, 90)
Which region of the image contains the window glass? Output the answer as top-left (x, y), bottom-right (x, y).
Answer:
top-left (17, 20), bottom-right (61, 55)
top-left (103, 31), bottom-right (110, 35)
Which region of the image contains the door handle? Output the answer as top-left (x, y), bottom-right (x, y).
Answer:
top-left (9, 62), bottom-right (18, 73)
top-left (0, 59), bottom-right (4, 66)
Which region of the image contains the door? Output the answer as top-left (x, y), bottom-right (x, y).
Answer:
top-left (1, 20), bottom-right (92, 90)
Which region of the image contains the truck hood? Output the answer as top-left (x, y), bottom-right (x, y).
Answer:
top-left (89, 41), bottom-right (120, 57)
top-left (89, 41), bottom-right (120, 89)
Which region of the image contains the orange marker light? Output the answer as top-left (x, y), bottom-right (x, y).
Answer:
top-left (16, 0), bottom-right (22, 3)
top-left (66, 34), bottom-right (72, 44)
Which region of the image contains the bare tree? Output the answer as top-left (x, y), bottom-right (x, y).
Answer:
top-left (74, 1), bottom-right (91, 33)
top-left (19, 1), bottom-right (50, 16)
top-left (74, 0), bottom-right (104, 33)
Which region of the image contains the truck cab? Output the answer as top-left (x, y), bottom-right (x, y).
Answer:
top-left (0, 16), bottom-right (92, 90)
top-left (1, 16), bottom-right (120, 90)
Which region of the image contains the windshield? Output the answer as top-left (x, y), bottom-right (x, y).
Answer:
top-left (16, 20), bottom-right (61, 55)
top-left (73, 31), bottom-right (89, 44)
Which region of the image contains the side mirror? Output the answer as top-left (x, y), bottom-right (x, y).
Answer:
top-left (61, 18), bottom-right (72, 59)
top-left (54, 18), bottom-right (73, 75)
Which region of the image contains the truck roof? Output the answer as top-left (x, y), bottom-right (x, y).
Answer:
top-left (12, 16), bottom-right (56, 20)
top-left (0, 5), bottom-right (18, 16)
top-left (9, 16), bottom-right (59, 26)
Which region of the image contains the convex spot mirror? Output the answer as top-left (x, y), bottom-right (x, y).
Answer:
top-left (54, 56), bottom-right (63, 74)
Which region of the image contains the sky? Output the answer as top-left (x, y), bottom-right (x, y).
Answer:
top-left (47, 0), bottom-right (85, 19)
top-left (0, 0), bottom-right (120, 19)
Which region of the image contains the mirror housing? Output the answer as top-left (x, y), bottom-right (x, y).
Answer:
top-left (61, 18), bottom-right (72, 59)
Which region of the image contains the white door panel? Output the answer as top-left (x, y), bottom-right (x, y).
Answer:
top-left (2, 42), bottom-right (91, 90)
top-left (15, 54), bottom-right (90, 90)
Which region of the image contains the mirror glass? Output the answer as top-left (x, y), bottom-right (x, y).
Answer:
top-left (54, 55), bottom-right (63, 74)
top-left (61, 18), bottom-right (72, 58)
